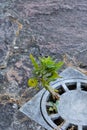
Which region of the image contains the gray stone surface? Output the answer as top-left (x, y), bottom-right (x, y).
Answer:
top-left (0, 0), bottom-right (87, 130)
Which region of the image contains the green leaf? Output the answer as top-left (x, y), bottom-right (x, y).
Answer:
top-left (48, 101), bottom-right (54, 106)
top-left (28, 78), bottom-right (38, 88)
top-left (48, 101), bottom-right (58, 113)
top-left (39, 56), bottom-right (55, 68)
top-left (48, 72), bottom-right (61, 82)
top-left (55, 61), bottom-right (64, 70)
top-left (51, 72), bottom-right (58, 78)
top-left (49, 107), bottom-right (54, 112)
top-left (30, 54), bottom-right (39, 69)
top-left (43, 72), bottom-right (52, 78)
top-left (55, 100), bottom-right (59, 106)
top-left (28, 55), bottom-right (64, 99)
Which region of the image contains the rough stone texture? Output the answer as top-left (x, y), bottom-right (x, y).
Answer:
top-left (0, 0), bottom-right (87, 130)
top-left (0, 103), bottom-right (15, 129)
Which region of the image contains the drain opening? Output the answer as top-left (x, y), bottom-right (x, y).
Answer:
top-left (83, 125), bottom-right (87, 130)
top-left (57, 86), bottom-right (65, 95)
top-left (81, 83), bottom-right (87, 92)
top-left (47, 94), bottom-right (57, 103)
top-left (46, 105), bottom-right (57, 115)
top-left (66, 124), bottom-right (78, 130)
top-left (53, 116), bottom-right (64, 126)
top-left (65, 82), bottom-right (76, 90)
top-left (46, 95), bottom-right (58, 115)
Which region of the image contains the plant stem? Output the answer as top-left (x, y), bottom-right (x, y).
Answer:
top-left (45, 85), bottom-right (60, 100)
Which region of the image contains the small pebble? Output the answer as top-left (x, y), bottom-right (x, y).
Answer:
top-left (14, 46), bottom-right (19, 49)
top-left (12, 103), bottom-right (18, 109)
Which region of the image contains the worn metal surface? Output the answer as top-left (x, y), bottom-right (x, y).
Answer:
top-left (20, 67), bottom-right (87, 130)
top-left (59, 90), bottom-right (87, 126)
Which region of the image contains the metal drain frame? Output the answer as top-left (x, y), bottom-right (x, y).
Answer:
top-left (20, 67), bottom-right (87, 130)
top-left (41, 78), bottom-right (87, 130)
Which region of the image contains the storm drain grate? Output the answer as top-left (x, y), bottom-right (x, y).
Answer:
top-left (41, 79), bottom-right (87, 130)
top-left (20, 68), bottom-right (87, 130)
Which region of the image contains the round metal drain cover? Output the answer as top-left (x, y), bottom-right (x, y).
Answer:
top-left (58, 90), bottom-right (87, 126)
top-left (40, 79), bottom-right (87, 130)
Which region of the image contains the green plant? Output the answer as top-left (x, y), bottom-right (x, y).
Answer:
top-left (28, 54), bottom-right (64, 99)
top-left (47, 100), bottom-right (59, 114)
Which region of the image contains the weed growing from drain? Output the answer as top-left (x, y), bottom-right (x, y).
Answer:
top-left (28, 54), bottom-right (64, 99)
top-left (47, 100), bottom-right (59, 114)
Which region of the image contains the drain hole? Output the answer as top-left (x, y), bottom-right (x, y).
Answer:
top-left (66, 82), bottom-right (76, 90)
top-left (83, 125), bottom-right (87, 130)
top-left (53, 116), bottom-right (64, 126)
top-left (58, 86), bottom-right (65, 95)
top-left (47, 95), bottom-right (56, 103)
top-left (81, 83), bottom-right (87, 92)
top-left (46, 105), bottom-right (57, 115)
top-left (66, 124), bottom-right (78, 130)
top-left (46, 95), bottom-right (58, 115)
